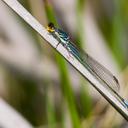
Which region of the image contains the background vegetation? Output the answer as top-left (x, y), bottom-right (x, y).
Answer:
top-left (0, 0), bottom-right (128, 127)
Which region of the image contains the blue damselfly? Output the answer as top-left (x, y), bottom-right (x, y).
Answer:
top-left (46, 22), bottom-right (128, 108)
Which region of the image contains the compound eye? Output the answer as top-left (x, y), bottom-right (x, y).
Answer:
top-left (48, 22), bottom-right (54, 28)
top-left (47, 22), bottom-right (55, 32)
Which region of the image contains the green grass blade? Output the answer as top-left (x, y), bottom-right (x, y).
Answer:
top-left (43, 1), bottom-right (81, 127)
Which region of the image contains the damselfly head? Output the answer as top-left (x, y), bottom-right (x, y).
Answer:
top-left (47, 22), bottom-right (55, 32)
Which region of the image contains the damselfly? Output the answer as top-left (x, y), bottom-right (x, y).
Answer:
top-left (46, 22), bottom-right (128, 108)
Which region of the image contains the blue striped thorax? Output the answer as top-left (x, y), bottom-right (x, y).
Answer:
top-left (47, 23), bottom-right (69, 46)
top-left (55, 29), bottom-right (69, 42)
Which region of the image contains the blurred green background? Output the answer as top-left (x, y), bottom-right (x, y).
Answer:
top-left (0, 0), bottom-right (128, 127)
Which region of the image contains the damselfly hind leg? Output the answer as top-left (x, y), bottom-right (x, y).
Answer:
top-left (66, 51), bottom-right (74, 60)
top-left (64, 44), bottom-right (74, 60)
top-left (55, 42), bottom-right (60, 48)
